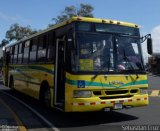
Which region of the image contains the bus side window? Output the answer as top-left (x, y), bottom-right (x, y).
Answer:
top-left (10, 46), bottom-right (14, 64)
top-left (37, 34), bottom-right (47, 62)
top-left (47, 31), bottom-right (55, 63)
top-left (29, 38), bottom-right (37, 63)
top-left (23, 41), bottom-right (30, 64)
top-left (13, 45), bottom-right (18, 64)
top-left (17, 43), bottom-right (23, 64)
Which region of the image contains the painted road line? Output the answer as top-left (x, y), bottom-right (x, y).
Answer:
top-left (0, 98), bottom-right (27, 131)
top-left (2, 91), bottom-right (60, 131)
top-left (150, 90), bottom-right (160, 97)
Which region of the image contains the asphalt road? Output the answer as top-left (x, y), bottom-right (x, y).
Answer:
top-left (0, 74), bottom-right (160, 131)
top-left (148, 73), bottom-right (160, 90)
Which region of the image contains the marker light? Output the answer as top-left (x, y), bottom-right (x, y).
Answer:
top-left (110, 20), bottom-right (114, 24)
top-left (77, 17), bottom-right (82, 21)
top-left (102, 20), bottom-right (106, 23)
top-left (117, 22), bottom-right (121, 25)
top-left (135, 25), bottom-right (138, 28)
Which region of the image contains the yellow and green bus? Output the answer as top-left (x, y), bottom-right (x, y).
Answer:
top-left (3, 17), bottom-right (152, 112)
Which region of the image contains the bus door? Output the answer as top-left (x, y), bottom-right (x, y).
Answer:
top-left (54, 38), bottom-right (66, 106)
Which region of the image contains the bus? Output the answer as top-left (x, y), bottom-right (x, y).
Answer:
top-left (3, 17), bottom-right (152, 112)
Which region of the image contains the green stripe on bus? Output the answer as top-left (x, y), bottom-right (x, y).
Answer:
top-left (15, 78), bottom-right (41, 85)
top-left (15, 65), bottom-right (54, 75)
top-left (66, 79), bottom-right (148, 88)
top-left (28, 66), bottom-right (54, 74)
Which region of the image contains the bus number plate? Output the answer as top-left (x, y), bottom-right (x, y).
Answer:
top-left (114, 103), bottom-right (123, 110)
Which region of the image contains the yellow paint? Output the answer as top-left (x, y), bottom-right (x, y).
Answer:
top-left (65, 73), bottom-right (148, 112)
top-left (150, 90), bottom-right (159, 97)
top-left (9, 64), bottom-right (54, 100)
top-left (52, 17), bottom-right (139, 31)
top-left (50, 88), bottom-right (54, 107)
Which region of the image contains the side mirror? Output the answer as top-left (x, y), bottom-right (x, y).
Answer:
top-left (147, 38), bottom-right (153, 55)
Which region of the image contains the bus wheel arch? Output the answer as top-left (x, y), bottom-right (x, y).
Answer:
top-left (39, 81), bottom-right (51, 107)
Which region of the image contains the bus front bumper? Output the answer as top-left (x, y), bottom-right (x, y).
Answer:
top-left (65, 94), bottom-right (149, 112)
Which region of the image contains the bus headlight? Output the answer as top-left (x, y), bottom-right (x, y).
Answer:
top-left (140, 89), bottom-right (147, 94)
top-left (73, 91), bottom-right (92, 98)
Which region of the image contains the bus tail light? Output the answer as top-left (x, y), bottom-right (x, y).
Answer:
top-left (73, 90), bottom-right (92, 98)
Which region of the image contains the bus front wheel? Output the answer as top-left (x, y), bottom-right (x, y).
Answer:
top-left (40, 82), bottom-right (51, 108)
top-left (9, 76), bottom-right (14, 90)
top-left (44, 88), bottom-right (51, 108)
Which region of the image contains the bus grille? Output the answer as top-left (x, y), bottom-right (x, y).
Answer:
top-left (99, 95), bottom-right (133, 100)
top-left (93, 89), bottom-right (138, 100)
top-left (105, 90), bottom-right (129, 95)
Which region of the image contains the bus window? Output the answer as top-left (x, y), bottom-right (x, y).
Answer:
top-left (17, 43), bottom-right (23, 64)
top-left (77, 22), bottom-right (91, 31)
top-left (29, 38), bottom-right (37, 62)
top-left (47, 32), bottom-right (55, 63)
top-left (23, 41), bottom-right (30, 63)
top-left (75, 32), bottom-right (113, 72)
top-left (37, 35), bottom-right (47, 62)
top-left (11, 46), bottom-right (15, 64)
top-left (13, 45), bottom-right (18, 63)
top-left (6, 47), bottom-right (10, 52)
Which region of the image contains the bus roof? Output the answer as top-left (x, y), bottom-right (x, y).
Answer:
top-left (6, 17), bottom-right (139, 48)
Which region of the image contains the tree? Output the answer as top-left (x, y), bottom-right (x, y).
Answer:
top-left (0, 39), bottom-right (9, 47)
top-left (77, 4), bottom-right (94, 17)
top-left (50, 3), bottom-right (94, 26)
top-left (5, 23), bottom-right (37, 42)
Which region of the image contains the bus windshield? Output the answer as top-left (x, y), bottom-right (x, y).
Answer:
top-left (72, 32), bottom-right (144, 73)
top-left (116, 36), bottom-right (144, 72)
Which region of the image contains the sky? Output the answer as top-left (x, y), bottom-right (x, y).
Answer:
top-left (0, 0), bottom-right (160, 62)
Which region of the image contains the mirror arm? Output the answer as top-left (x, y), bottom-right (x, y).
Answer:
top-left (141, 34), bottom-right (151, 43)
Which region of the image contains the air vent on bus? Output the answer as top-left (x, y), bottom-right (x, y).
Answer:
top-left (130, 89), bottom-right (138, 94)
top-left (93, 91), bottom-right (102, 95)
top-left (100, 95), bottom-right (133, 100)
top-left (105, 90), bottom-right (129, 95)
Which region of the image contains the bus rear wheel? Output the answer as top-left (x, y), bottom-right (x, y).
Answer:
top-left (9, 77), bottom-right (14, 90)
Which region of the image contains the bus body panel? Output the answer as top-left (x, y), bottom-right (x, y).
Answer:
top-left (66, 94), bottom-right (148, 112)
top-left (2, 17), bottom-right (149, 112)
top-left (65, 73), bottom-right (148, 112)
top-left (9, 64), bottom-right (54, 99)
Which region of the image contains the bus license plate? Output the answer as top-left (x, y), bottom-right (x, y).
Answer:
top-left (114, 103), bottom-right (123, 110)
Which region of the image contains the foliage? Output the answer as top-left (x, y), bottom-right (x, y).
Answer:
top-left (5, 23), bottom-right (37, 42)
top-left (0, 39), bottom-right (9, 47)
top-left (50, 3), bottom-right (94, 26)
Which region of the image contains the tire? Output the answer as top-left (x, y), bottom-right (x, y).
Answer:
top-left (43, 88), bottom-right (51, 108)
top-left (9, 77), bottom-right (14, 90)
